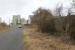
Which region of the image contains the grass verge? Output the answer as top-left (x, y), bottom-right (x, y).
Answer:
top-left (0, 25), bottom-right (9, 32)
top-left (23, 26), bottom-right (75, 50)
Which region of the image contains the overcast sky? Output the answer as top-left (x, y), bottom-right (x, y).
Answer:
top-left (0, 0), bottom-right (71, 24)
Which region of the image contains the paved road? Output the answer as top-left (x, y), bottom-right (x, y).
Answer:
top-left (0, 26), bottom-right (23, 50)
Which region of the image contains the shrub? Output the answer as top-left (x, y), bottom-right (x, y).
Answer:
top-left (30, 8), bottom-right (56, 34)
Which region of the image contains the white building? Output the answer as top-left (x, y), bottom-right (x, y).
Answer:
top-left (12, 15), bottom-right (21, 25)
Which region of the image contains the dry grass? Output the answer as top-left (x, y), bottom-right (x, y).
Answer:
top-left (23, 26), bottom-right (75, 50)
top-left (0, 25), bottom-right (8, 32)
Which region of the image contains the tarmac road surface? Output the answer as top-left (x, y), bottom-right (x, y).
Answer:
top-left (0, 26), bottom-right (23, 50)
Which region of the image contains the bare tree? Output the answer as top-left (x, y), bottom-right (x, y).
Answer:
top-left (55, 3), bottom-right (63, 16)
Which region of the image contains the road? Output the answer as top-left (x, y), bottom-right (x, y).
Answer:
top-left (0, 26), bottom-right (23, 50)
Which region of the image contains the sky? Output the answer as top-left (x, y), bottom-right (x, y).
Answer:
top-left (0, 0), bottom-right (72, 24)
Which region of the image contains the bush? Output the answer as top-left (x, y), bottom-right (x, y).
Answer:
top-left (31, 8), bottom-right (56, 34)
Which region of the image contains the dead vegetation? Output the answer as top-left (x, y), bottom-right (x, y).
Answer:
top-left (23, 7), bottom-right (75, 50)
top-left (0, 23), bottom-right (8, 32)
top-left (23, 27), bottom-right (75, 50)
